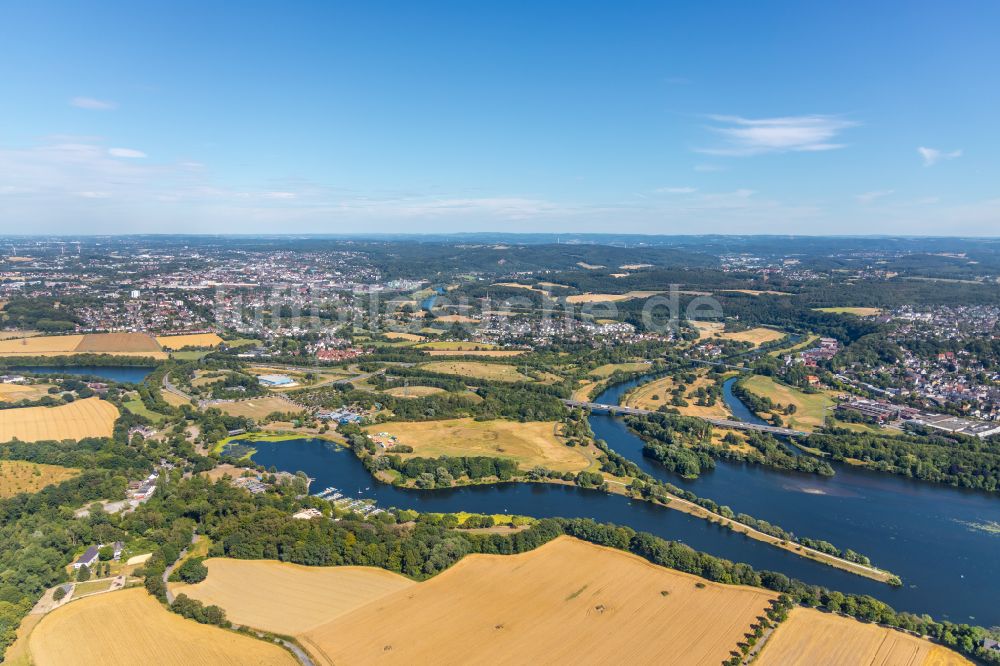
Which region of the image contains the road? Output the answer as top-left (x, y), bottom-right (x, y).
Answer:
top-left (562, 399), bottom-right (811, 437)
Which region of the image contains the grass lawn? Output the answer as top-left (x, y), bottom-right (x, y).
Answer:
top-left (419, 360), bottom-right (530, 382)
top-left (741, 375), bottom-right (836, 431)
top-left (169, 350), bottom-right (210, 360)
top-left (72, 579), bottom-right (113, 596)
top-left (123, 398), bottom-right (167, 423)
top-left (364, 418), bottom-right (598, 473)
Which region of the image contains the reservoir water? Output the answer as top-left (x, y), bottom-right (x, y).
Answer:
top-left (247, 373), bottom-right (1000, 624)
top-left (14, 365), bottom-right (154, 383)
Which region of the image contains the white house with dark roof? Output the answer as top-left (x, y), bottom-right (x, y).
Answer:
top-left (73, 546), bottom-right (99, 570)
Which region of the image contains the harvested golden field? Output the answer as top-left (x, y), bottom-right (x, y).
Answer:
top-left (814, 306), bottom-right (883, 316)
top-left (365, 418), bottom-right (594, 473)
top-left (0, 382), bottom-right (55, 402)
top-left (156, 333), bottom-right (224, 349)
top-left (213, 397), bottom-right (299, 420)
top-left (419, 360), bottom-right (530, 382)
top-left (383, 331), bottom-right (426, 342)
top-left (0, 459), bottom-right (80, 497)
top-left (302, 536), bottom-right (776, 666)
top-left (0, 332), bottom-right (168, 358)
top-left (719, 327), bottom-right (785, 345)
top-left (172, 559), bottom-right (414, 635)
top-left (565, 290), bottom-right (662, 303)
top-left (757, 607), bottom-right (971, 666)
top-left (691, 320), bottom-right (725, 339)
top-left (0, 334), bottom-right (84, 354)
top-left (383, 385), bottom-right (446, 398)
top-left (28, 588), bottom-right (296, 666)
top-left (76, 332), bottom-right (161, 352)
top-left (433, 314), bottom-right (479, 323)
top-left (0, 397), bottom-right (118, 442)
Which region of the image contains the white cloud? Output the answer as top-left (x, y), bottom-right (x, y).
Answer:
top-left (655, 186), bottom-right (697, 194)
top-left (76, 191), bottom-right (112, 199)
top-left (856, 190), bottom-right (894, 204)
top-left (700, 114), bottom-right (858, 156)
top-left (70, 96), bottom-right (117, 110)
top-left (108, 148), bottom-right (147, 158)
top-left (263, 191), bottom-right (297, 199)
top-left (918, 146), bottom-right (962, 167)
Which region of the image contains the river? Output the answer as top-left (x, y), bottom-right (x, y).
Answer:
top-left (246, 374), bottom-right (999, 624)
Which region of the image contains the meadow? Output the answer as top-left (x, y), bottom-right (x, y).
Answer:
top-left (213, 396), bottom-right (299, 420)
top-left (171, 559), bottom-right (414, 635)
top-left (26, 589), bottom-right (296, 665)
top-left (0, 397), bottom-right (119, 442)
top-left (742, 375), bottom-right (837, 431)
top-left (0, 460), bottom-right (80, 498)
top-left (364, 418), bottom-right (595, 473)
top-left (418, 360), bottom-right (530, 382)
top-left (757, 607), bottom-right (970, 666)
top-left (813, 307), bottom-right (883, 317)
top-left (300, 536), bottom-right (777, 666)
top-left (625, 372), bottom-right (733, 419)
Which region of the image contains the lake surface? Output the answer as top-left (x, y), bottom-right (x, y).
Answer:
top-left (14, 365), bottom-right (154, 383)
top-left (592, 374), bottom-right (1000, 625)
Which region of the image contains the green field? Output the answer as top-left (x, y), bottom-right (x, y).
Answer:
top-left (123, 399), bottom-right (167, 423)
top-left (741, 375), bottom-right (836, 431)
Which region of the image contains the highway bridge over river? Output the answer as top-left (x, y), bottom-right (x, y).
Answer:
top-left (562, 399), bottom-right (811, 438)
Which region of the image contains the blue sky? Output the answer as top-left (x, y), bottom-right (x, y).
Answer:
top-left (1, 1), bottom-right (998, 235)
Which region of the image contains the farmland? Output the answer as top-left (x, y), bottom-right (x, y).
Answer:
top-left (423, 349), bottom-right (525, 357)
top-left (720, 327), bottom-right (785, 345)
top-left (383, 385), bottom-right (446, 398)
top-left (0, 332), bottom-right (167, 358)
top-left (212, 396), bottom-right (299, 420)
top-left (813, 306), bottom-right (883, 316)
top-left (741, 375), bottom-right (837, 431)
top-left (363, 418), bottom-right (595, 473)
top-left (27, 588), bottom-right (297, 665)
top-left (0, 382), bottom-right (55, 402)
top-left (757, 607), bottom-right (970, 666)
top-left (383, 332), bottom-right (426, 342)
top-left (155, 333), bottom-right (224, 349)
top-left (172, 559), bottom-right (414, 635)
top-left (300, 536), bottom-right (777, 666)
top-left (0, 397), bottom-right (119, 442)
top-left (0, 460), bottom-right (80, 497)
top-left (565, 290), bottom-right (662, 303)
top-left (418, 360), bottom-right (530, 382)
